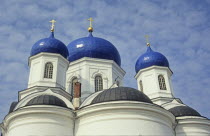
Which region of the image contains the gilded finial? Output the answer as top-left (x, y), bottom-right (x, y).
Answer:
top-left (88, 17), bottom-right (94, 32)
top-left (49, 19), bottom-right (56, 32)
top-left (145, 35), bottom-right (150, 46)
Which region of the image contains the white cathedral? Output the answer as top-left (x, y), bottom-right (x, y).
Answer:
top-left (0, 19), bottom-right (210, 136)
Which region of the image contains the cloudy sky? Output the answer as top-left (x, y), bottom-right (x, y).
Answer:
top-left (0, 0), bottom-right (210, 122)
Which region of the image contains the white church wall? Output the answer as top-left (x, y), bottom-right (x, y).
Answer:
top-left (175, 117), bottom-right (210, 136)
top-left (112, 64), bottom-right (125, 86)
top-left (28, 58), bottom-right (42, 85)
top-left (135, 66), bottom-right (174, 105)
top-left (3, 107), bottom-right (74, 136)
top-left (66, 57), bottom-right (125, 100)
top-left (28, 53), bottom-right (69, 90)
top-left (66, 66), bottom-right (82, 95)
top-left (56, 57), bottom-right (69, 88)
top-left (28, 54), bottom-right (56, 87)
top-left (143, 73), bottom-right (156, 94)
top-left (76, 101), bottom-right (175, 136)
top-left (66, 59), bottom-right (90, 99)
top-left (154, 68), bottom-right (174, 96)
top-left (89, 67), bottom-right (109, 91)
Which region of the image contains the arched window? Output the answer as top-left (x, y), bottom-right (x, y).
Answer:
top-left (95, 75), bottom-right (103, 92)
top-left (71, 77), bottom-right (78, 96)
top-left (140, 80), bottom-right (143, 92)
top-left (158, 75), bottom-right (167, 90)
top-left (44, 62), bottom-right (53, 79)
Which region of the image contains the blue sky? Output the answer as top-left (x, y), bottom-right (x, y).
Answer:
top-left (0, 0), bottom-right (210, 122)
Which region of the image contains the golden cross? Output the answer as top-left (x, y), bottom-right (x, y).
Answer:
top-left (145, 35), bottom-right (150, 46)
top-left (49, 19), bottom-right (56, 32)
top-left (88, 17), bottom-right (94, 28)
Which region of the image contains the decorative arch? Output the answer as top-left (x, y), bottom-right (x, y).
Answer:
top-left (67, 73), bottom-right (81, 96)
top-left (91, 69), bottom-right (108, 80)
top-left (14, 89), bottom-right (75, 110)
top-left (44, 62), bottom-right (53, 79)
top-left (67, 73), bottom-right (81, 82)
top-left (158, 75), bottom-right (167, 90)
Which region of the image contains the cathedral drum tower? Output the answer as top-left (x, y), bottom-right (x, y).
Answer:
top-left (0, 20), bottom-right (75, 136)
top-left (135, 39), bottom-right (210, 136)
top-left (66, 18), bottom-right (125, 101)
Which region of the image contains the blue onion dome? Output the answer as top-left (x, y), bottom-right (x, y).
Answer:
top-left (67, 32), bottom-right (121, 66)
top-left (135, 45), bottom-right (169, 73)
top-left (91, 87), bottom-right (153, 104)
top-left (168, 105), bottom-right (201, 117)
top-left (30, 32), bottom-right (69, 58)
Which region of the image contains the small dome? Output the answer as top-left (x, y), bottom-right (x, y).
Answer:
top-left (30, 32), bottom-right (69, 58)
top-left (168, 105), bottom-right (201, 117)
top-left (26, 95), bottom-right (67, 108)
top-left (67, 32), bottom-right (121, 66)
top-left (135, 46), bottom-right (169, 73)
top-left (91, 87), bottom-right (153, 104)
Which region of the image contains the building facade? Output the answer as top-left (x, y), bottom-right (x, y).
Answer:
top-left (0, 20), bottom-right (210, 136)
